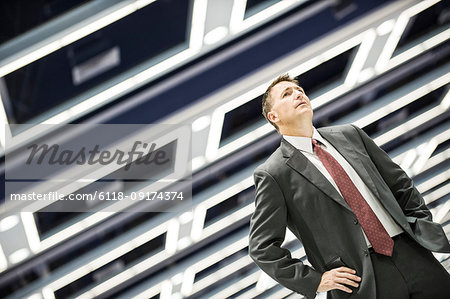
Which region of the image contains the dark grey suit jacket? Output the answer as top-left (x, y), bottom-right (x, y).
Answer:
top-left (248, 124), bottom-right (450, 299)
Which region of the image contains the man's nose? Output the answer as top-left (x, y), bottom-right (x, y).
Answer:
top-left (293, 90), bottom-right (303, 98)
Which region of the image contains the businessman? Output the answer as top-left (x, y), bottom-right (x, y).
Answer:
top-left (249, 74), bottom-right (450, 299)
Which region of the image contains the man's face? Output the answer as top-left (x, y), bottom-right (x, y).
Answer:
top-left (267, 81), bottom-right (313, 130)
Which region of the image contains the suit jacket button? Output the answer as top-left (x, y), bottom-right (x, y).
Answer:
top-left (364, 250), bottom-right (369, 256)
top-left (353, 219), bottom-right (358, 224)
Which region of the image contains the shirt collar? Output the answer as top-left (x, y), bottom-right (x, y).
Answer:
top-left (283, 127), bottom-right (326, 154)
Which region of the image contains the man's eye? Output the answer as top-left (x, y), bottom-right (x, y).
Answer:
top-left (282, 93), bottom-right (287, 97)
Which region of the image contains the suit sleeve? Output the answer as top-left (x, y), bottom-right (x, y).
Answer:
top-left (249, 168), bottom-right (322, 299)
top-left (351, 125), bottom-right (431, 221)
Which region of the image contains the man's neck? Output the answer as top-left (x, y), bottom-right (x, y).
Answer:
top-left (281, 123), bottom-right (314, 138)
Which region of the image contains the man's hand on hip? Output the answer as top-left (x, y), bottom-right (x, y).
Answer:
top-left (317, 267), bottom-right (361, 293)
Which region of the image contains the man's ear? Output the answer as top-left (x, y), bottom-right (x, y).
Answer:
top-left (267, 111), bottom-right (278, 123)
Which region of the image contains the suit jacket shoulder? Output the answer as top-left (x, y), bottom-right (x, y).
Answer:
top-left (254, 146), bottom-right (284, 176)
top-left (317, 123), bottom-right (357, 136)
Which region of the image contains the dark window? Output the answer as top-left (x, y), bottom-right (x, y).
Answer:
top-left (3, 0), bottom-right (191, 124)
top-left (395, 2), bottom-right (450, 52)
top-left (295, 47), bottom-right (356, 93)
top-left (204, 187), bottom-right (254, 227)
top-left (245, 0), bottom-right (281, 18)
top-left (54, 233), bottom-right (166, 299)
top-left (364, 85), bottom-right (446, 137)
top-left (0, 0), bottom-right (92, 45)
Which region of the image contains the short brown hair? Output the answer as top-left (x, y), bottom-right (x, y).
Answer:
top-left (262, 74), bottom-right (299, 130)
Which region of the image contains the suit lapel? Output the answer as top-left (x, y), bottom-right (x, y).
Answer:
top-left (318, 128), bottom-right (381, 201)
top-left (281, 139), bottom-right (353, 213)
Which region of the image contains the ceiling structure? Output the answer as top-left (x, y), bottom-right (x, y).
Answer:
top-left (0, 0), bottom-right (449, 298)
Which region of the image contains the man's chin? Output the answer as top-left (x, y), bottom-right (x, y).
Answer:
top-left (297, 106), bottom-right (312, 114)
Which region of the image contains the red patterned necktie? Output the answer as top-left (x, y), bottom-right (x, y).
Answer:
top-left (312, 139), bottom-right (394, 256)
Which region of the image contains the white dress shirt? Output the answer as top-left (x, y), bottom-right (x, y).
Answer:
top-left (284, 128), bottom-right (403, 247)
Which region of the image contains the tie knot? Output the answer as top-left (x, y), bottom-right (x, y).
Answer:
top-left (311, 139), bottom-right (321, 153)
